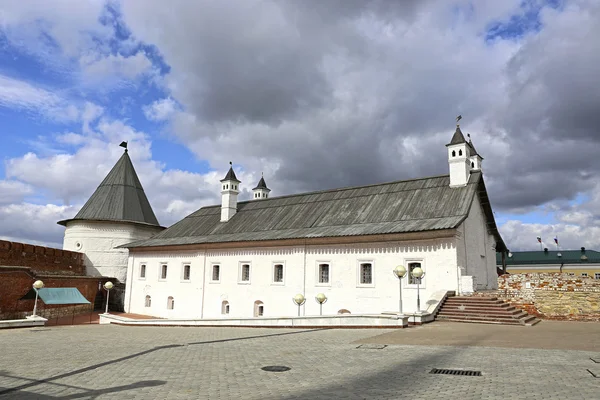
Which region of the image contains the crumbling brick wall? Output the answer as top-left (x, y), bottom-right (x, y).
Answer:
top-left (476, 273), bottom-right (600, 321)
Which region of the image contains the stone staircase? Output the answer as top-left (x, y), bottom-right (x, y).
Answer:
top-left (435, 296), bottom-right (541, 326)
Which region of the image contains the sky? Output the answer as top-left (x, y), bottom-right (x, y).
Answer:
top-left (0, 0), bottom-right (599, 252)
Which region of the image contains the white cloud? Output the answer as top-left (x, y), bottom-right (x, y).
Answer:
top-left (143, 97), bottom-right (177, 121)
top-left (79, 51), bottom-right (154, 82)
top-left (0, 180), bottom-right (34, 205)
top-left (0, 203), bottom-right (72, 247)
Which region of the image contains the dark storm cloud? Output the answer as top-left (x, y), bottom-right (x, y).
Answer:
top-left (122, 0), bottom-right (600, 215)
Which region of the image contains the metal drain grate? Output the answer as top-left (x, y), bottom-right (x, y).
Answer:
top-left (430, 368), bottom-right (482, 377)
top-left (261, 366), bottom-right (291, 372)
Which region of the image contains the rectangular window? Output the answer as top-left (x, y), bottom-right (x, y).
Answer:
top-left (241, 264), bottom-right (250, 282)
top-left (360, 263), bottom-right (372, 285)
top-left (140, 264), bottom-right (146, 279)
top-left (595, 273), bottom-right (600, 280)
top-left (319, 264), bottom-right (330, 284)
top-left (408, 262), bottom-right (423, 285)
top-left (273, 264), bottom-right (284, 283)
top-left (160, 264), bottom-right (168, 280)
top-left (212, 264), bottom-right (220, 281)
top-left (581, 272), bottom-right (588, 277)
top-left (183, 265), bottom-right (191, 280)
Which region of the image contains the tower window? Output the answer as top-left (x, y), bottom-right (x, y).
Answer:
top-left (459, 149), bottom-right (463, 156)
top-left (452, 150), bottom-right (456, 157)
top-left (471, 161), bottom-right (474, 168)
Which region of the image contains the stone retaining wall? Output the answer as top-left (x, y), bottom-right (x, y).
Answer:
top-left (471, 273), bottom-right (600, 321)
top-left (0, 240), bottom-right (85, 275)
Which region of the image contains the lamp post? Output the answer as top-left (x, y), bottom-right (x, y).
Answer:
top-left (393, 265), bottom-right (407, 314)
top-left (32, 280), bottom-right (44, 317)
top-left (411, 267), bottom-right (425, 313)
top-left (103, 281), bottom-right (114, 314)
top-left (292, 293), bottom-right (306, 316)
top-left (315, 293), bottom-right (327, 316)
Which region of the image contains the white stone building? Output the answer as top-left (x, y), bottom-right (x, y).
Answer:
top-left (114, 125), bottom-right (506, 319)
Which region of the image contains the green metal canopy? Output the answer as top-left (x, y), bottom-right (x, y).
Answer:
top-left (35, 288), bottom-right (91, 305)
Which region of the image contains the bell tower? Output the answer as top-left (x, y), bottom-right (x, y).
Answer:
top-left (446, 116), bottom-right (471, 188)
top-left (220, 162), bottom-right (240, 222)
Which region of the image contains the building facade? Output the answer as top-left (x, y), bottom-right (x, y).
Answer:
top-left (121, 125), bottom-right (506, 319)
top-left (497, 248), bottom-right (600, 279)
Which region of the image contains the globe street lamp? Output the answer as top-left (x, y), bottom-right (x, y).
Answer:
top-left (103, 281), bottom-right (114, 314)
top-left (292, 293), bottom-right (306, 316)
top-left (32, 280), bottom-right (44, 317)
top-left (315, 293), bottom-right (328, 316)
top-left (393, 265), bottom-right (407, 314)
top-left (411, 267), bottom-right (425, 313)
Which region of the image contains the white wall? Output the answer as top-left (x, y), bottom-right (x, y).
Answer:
top-left (124, 237), bottom-right (459, 319)
top-left (63, 221), bottom-right (163, 282)
top-left (458, 195), bottom-right (498, 290)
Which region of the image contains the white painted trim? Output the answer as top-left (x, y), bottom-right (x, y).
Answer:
top-left (158, 262), bottom-right (168, 281)
top-left (404, 258), bottom-right (426, 289)
top-left (238, 261), bottom-right (251, 284)
top-left (271, 261), bottom-right (286, 285)
top-left (210, 262), bottom-right (221, 283)
top-left (138, 262), bottom-right (147, 280)
top-left (356, 260), bottom-right (375, 288)
top-left (180, 262), bottom-right (192, 283)
top-left (315, 260), bottom-right (332, 287)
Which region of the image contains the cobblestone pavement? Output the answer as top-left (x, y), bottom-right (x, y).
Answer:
top-left (1, 324), bottom-right (599, 399)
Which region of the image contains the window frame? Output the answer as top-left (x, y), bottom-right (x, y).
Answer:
top-left (581, 272), bottom-right (588, 278)
top-left (272, 262), bottom-right (285, 285)
top-left (238, 262), bottom-right (251, 284)
top-left (356, 260), bottom-right (375, 288)
top-left (159, 263), bottom-right (168, 281)
top-left (595, 273), bottom-right (600, 280)
top-left (316, 261), bottom-right (331, 287)
top-left (181, 263), bottom-right (191, 282)
top-left (210, 263), bottom-right (221, 283)
top-left (405, 259), bottom-right (426, 288)
top-left (139, 263), bottom-right (147, 280)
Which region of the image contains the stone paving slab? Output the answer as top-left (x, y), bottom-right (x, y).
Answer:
top-left (0, 324), bottom-right (599, 399)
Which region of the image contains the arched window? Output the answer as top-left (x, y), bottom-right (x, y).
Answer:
top-left (254, 300), bottom-right (264, 317)
top-left (222, 300), bottom-right (229, 315)
top-left (459, 149), bottom-right (463, 156)
top-left (452, 150), bottom-right (456, 157)
top-left (471, 161), bottom-right (475, 168)
top-left (167, 296), bottom-right (174, 310)
top-left (145, 295), bottom-right (151, 307)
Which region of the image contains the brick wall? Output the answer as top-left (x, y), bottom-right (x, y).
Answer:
top-left (0, 267), bottom-right (110, 320)
top-left (474, 273), bottom-right (600, 321)
top-left (0, 240), bottom-right (85, 275)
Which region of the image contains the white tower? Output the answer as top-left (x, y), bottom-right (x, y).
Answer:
top-left (446, 124), bottom-right (471, 187)
top-left (252, 173), bottom-right (271, 200)
top-left (466, 133), bottom-right (483, 171)
top-left (220, 162), bottom-right (240, 222)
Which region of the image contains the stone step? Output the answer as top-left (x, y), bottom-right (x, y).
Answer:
top-left (436, 315), bottom-right (523, 325)
top-left (445, 298), bottom-right (505, 304)
top-left (450, 296), bottom-right (499, 301)
top-left (440, 305), bottom-right (518, 313)
top-left (443, 301), bottom-right (511, 308)
top-left (437, 311), bottom-right (528, 320)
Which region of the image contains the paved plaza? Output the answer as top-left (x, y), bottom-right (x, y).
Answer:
top-left (1, 321), bottom-right (599, 399)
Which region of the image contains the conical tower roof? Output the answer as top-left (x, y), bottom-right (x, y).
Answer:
top-left (252, 175), bottom-right (270, 191)
top-left (58, 150), bottom-right (162, 227)
top-left (220, 162), bottom-right (241, 183)
top-left (446, 125), bottom-right (468, 146)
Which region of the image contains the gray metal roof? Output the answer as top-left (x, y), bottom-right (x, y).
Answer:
top-left (58, 151), bottom-right (162, 228)
top-left (123, 171), bottom-right (506, 250)
top-left (221, 164), bottom-right (240, 183)
top-left (447, 126), bottom-right (468, 146)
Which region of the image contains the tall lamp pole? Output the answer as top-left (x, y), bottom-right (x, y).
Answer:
top-left (393, 265), bottom-right (407, 314)
top-left (32, 280), bottom-right (45, 317)
top-left (411, 267), bottom-right (425, 313)
top-left (315, 293), bottom-right (328, 316)
top-left (292, 294), bottom-right (306, 316)
top-left (103, 281), bottom-right (114, 314)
